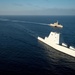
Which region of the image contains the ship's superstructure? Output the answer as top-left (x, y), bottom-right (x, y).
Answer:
top-left (38, 22), bottom-right (75, 57)
top-left (50, 21), bottom-right (63, 28)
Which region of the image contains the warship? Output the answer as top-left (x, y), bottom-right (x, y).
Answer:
top-left (38, 22), bottom-right (75, 57)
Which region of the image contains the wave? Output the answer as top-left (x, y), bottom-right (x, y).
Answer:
top-left (0, 18), bottom-right (9, 21)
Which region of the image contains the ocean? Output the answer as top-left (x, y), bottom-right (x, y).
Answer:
top-left (0, 15), bottom-right (75, 75)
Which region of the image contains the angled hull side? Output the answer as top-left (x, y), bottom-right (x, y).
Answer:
top-left (38, 37), bottom-right (75, 57)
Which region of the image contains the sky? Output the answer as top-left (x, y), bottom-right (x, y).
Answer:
top-left (0, 0), bottom-right (75, 15)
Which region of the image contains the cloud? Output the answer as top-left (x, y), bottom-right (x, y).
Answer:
top-left (13, 3), bottom-right (23, 6)
top-left (0, 8), bottom-right (75, 15)
top-left (45, 0), bottom-right (49, 2)
top-left (20, 8), bottom-right (75, 15)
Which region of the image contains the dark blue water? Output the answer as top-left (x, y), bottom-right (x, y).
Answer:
top-left (0, 16), bottom-right (75, 75)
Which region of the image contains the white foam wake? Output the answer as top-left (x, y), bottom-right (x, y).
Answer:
top-left (0, 18), bottom-right (49, 26)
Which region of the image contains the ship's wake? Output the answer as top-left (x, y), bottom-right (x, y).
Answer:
top-left (0, 18), bottom-right (49, 26)
top-left (0, 18), bottom-right (49, 39)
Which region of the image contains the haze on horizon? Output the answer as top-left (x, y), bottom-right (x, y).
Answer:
top-left (0, 0), bottom-right (75, 15)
